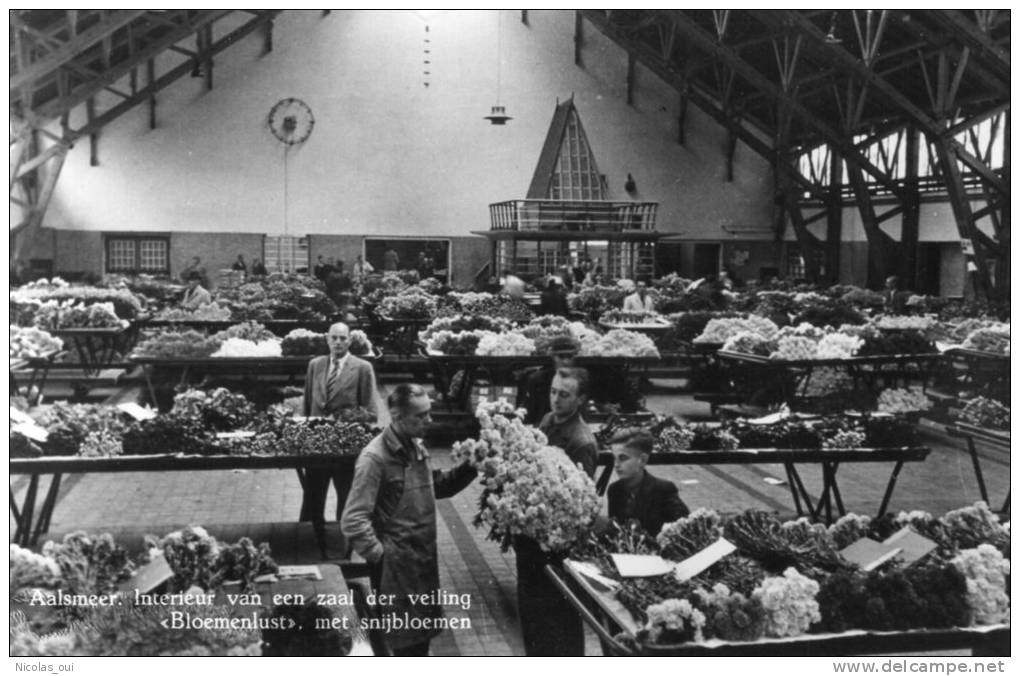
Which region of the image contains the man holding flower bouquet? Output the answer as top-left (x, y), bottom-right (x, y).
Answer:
top-left (515, 367), bottom-right (598, 656)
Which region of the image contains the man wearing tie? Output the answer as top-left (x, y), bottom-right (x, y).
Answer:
top-left (300, 322), bottom-right (380, 523)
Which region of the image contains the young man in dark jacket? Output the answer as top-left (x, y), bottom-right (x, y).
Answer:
top-left (608, 432), bottom-right (689, 536)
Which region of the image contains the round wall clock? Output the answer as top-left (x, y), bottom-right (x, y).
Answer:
top-left (268, 97), bottom-right (315, 145)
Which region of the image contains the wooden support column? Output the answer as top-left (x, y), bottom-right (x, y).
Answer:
top-left (901, 125), bottom-right (921, 290)
top-left (677, 92), bottom-right (687, 145)
top-left (86, 97), bottom-right (99, 166)
top-left (574, 11), bottom-right (583, 67)
top-left (146, 59), bottom-right (157, 129)
top-left (202, 25), bottom-right (214, 91)
top-left (847, 163), bottom-right (898, 288)
top-left (932, 140), bottom-right (994, 301)
top-left (626, 52), bottom-right (636, 105)
top-left (264, 18), bottom-right (274, 54)
top-left (825, 149), bottom-right (843, 284)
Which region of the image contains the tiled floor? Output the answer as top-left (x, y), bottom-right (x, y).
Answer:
top-left (10, 385), bottom-right (1010, 656)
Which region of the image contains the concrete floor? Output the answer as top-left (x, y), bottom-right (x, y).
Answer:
top-left (9, 385), bottom-right (1010, 656)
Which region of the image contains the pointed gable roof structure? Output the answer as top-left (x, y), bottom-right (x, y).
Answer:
top-left (526, 97), bottom-right (607, 201)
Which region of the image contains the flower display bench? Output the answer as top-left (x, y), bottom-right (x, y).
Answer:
top-left (546, 560), bottom-right (1009, 656)
top-left (9, 453), bottom-right (358, 555)
top-left (594, 447), bottom-right (930, 524)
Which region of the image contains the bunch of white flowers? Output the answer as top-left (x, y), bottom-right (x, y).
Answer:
top-left (10, 544), bottom-right (62, 596)
top-left (822, 429), bottom-right (867, 449)
top-left (951, 545), bottom-right (1011, 625)
top-left (211, 337), bottom-right (282, 357)
top-left (475, 331), bottom-right (536, 356)
top-left (642, 598), bottom-right (707, 644)
top-left (877, 388), bottom-right (932, 413)
top-left (752, 567), bottom-right (821, 638)
top-left (815, 332), bottom-right (863, 359)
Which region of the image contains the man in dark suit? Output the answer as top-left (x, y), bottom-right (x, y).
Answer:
top-left (607, 432), bottom-right (689, 536)
top-left (300, 322), bottom-right (380, 523)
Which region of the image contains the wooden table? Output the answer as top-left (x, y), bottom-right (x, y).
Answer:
top-left (142, 318), bottom-right (342, 337)
top-left (51, 326), bottom-right (130, 377)
top-left (9, 350), bottom-right (61, 405)
top-left (716, 350), bottom-right (943, 410)
top-left (9, 453), bottom-right (358, 554)
top-left (945, 423), bottom-right (1009, 511)
top-left (593, 447), bottom-right (931, 524)
top-left (130, 348), bottom-right (382, 407)
top-left (548, 560), bottom-right (1009, 656)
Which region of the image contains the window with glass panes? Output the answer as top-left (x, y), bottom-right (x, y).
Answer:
top-left (549, 109), bottom-right (606, 201)
top-left (105, 236), bottom-right (169, 274)
top-left (263, 235), bottom-right (309, 273)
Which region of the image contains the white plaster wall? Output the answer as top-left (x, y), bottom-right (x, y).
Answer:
top-left (44, 10), bottom-right (773, 239)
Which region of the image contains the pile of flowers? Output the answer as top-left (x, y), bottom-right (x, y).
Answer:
top-left (452, 401), bottom-right (601, 552)
top-left (441, 292), bottom-right (533, 323)
top-left (280, 328), bottom-right (374, 357)
top-left (425, 329), bottom-right (487, 355)
top-left (10, 325), bottom-right (63, 359)
top-left (31, 403), bottom-right (131, 458)
top-left (211, 337), bottom-right (282, 357)
top-left (132, 328), bottom-right (221, 359)
top-left (154, 303), bottom-right (232, 321)
top-left (958, 397), bottom-right (1009, 431)
top-left (877, 388), bottom-right (931, 414)
top-left (31, 300), bottom-right (128, 331)
top-left (580, 328), bottom-right (660, 358)
top-left (568, 285), bottom-right (629, 317)
top-left (962, 325), bottom-right (1010, 355)
top-left (579, 502), bottom-right (1009, 647)
top-left (873, 315), bottom-right (936, 331)
top-left (695, 316), bottom-right (779, 344)
top-left (600, 310), bottom-right (668, 326)
top-left (215, 275), bottom-right (337, 321)
top-left (476, 332), bottom-right (536, 356)
top-left (642, 414), bottom-right (918, 453)
top-left (418, 314), bottom-right (513, 343)
top-left (11, 280), bottom-right (146, 321)
top-left (171, 388), bottom-right (257, 432)
top-left (377, 287), bottom-right (438, 319)
top-left (144, 525), bottom-right (277, 592)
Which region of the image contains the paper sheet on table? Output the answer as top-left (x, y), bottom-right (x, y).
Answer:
top-left (13, 420), bottom-right (48, 442)
top-left (275, 565), bottom-right (322, 580)
top-left (10, 407), bottom-right (34, 425)
top-left (747, 408), bottom-right (790, 425)
top-left (611, 554), bottom-right (675, 578)
top-left (840, 538), bottom-right (903, 571)
top-left (883, 527), bottom-right (937, 565)
top-left (118, 402), bottom-right (157, 420)
top-left (672, 537), bottom-right (737, 581)
top-left (571, 560), bottom-right (621, 591)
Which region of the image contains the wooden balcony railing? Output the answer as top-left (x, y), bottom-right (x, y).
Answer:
top-left (488, 200), bottom-right (658, 232)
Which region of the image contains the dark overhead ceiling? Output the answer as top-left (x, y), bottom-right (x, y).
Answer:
top-left (582, 9), bottom-right (1009, 149)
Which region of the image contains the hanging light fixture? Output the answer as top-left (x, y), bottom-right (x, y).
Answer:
top-left (484, 11), bottom-right (512, 125)
top-left (824, 11), bottom-right (843, 44)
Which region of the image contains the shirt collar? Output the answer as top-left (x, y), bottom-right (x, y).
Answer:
top-left (382, 426), bottom-right (427, 464)
top-left (330, 352), bottom-right (350, 372)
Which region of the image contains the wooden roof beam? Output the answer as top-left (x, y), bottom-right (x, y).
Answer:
top-left (925, 10), bottom-right (1010, 83)
top-left (759, 11), bottom-right (1007, 195)
top-left (29, 10), bottom-right (231, 126)
top-left (662, 10), bottom-right (909, 200)
top-left (9, 10), bottom-right (147, 92)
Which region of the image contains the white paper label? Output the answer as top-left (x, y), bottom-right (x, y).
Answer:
top-left (611, 554), bottom-right (675, 578)
top-left (118, 402), bottom-right (157, 421)
top-left (672, 537), bottom-right (737, 581)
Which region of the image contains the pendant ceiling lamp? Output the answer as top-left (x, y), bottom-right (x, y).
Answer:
top-left (484, 12), bottom-right (512, 125)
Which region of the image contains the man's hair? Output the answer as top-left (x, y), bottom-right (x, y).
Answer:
top-left (186, 271), bottom-right (202, 282)
top-left (622, 432), bottom-right (655, 456)
top-left (328, 321), bottom-right (350, 335)
top-left (555, 367), bottom-right (590, 398)
top-left (388, 383), bottom-right (428, 412)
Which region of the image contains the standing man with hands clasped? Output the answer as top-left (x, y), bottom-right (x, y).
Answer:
top-left (300, 322), bottom-right (379, 524)
top-left (341, 384), bottom-right (477, 656)
top-left (515, 367), bottom-right (598, 656)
